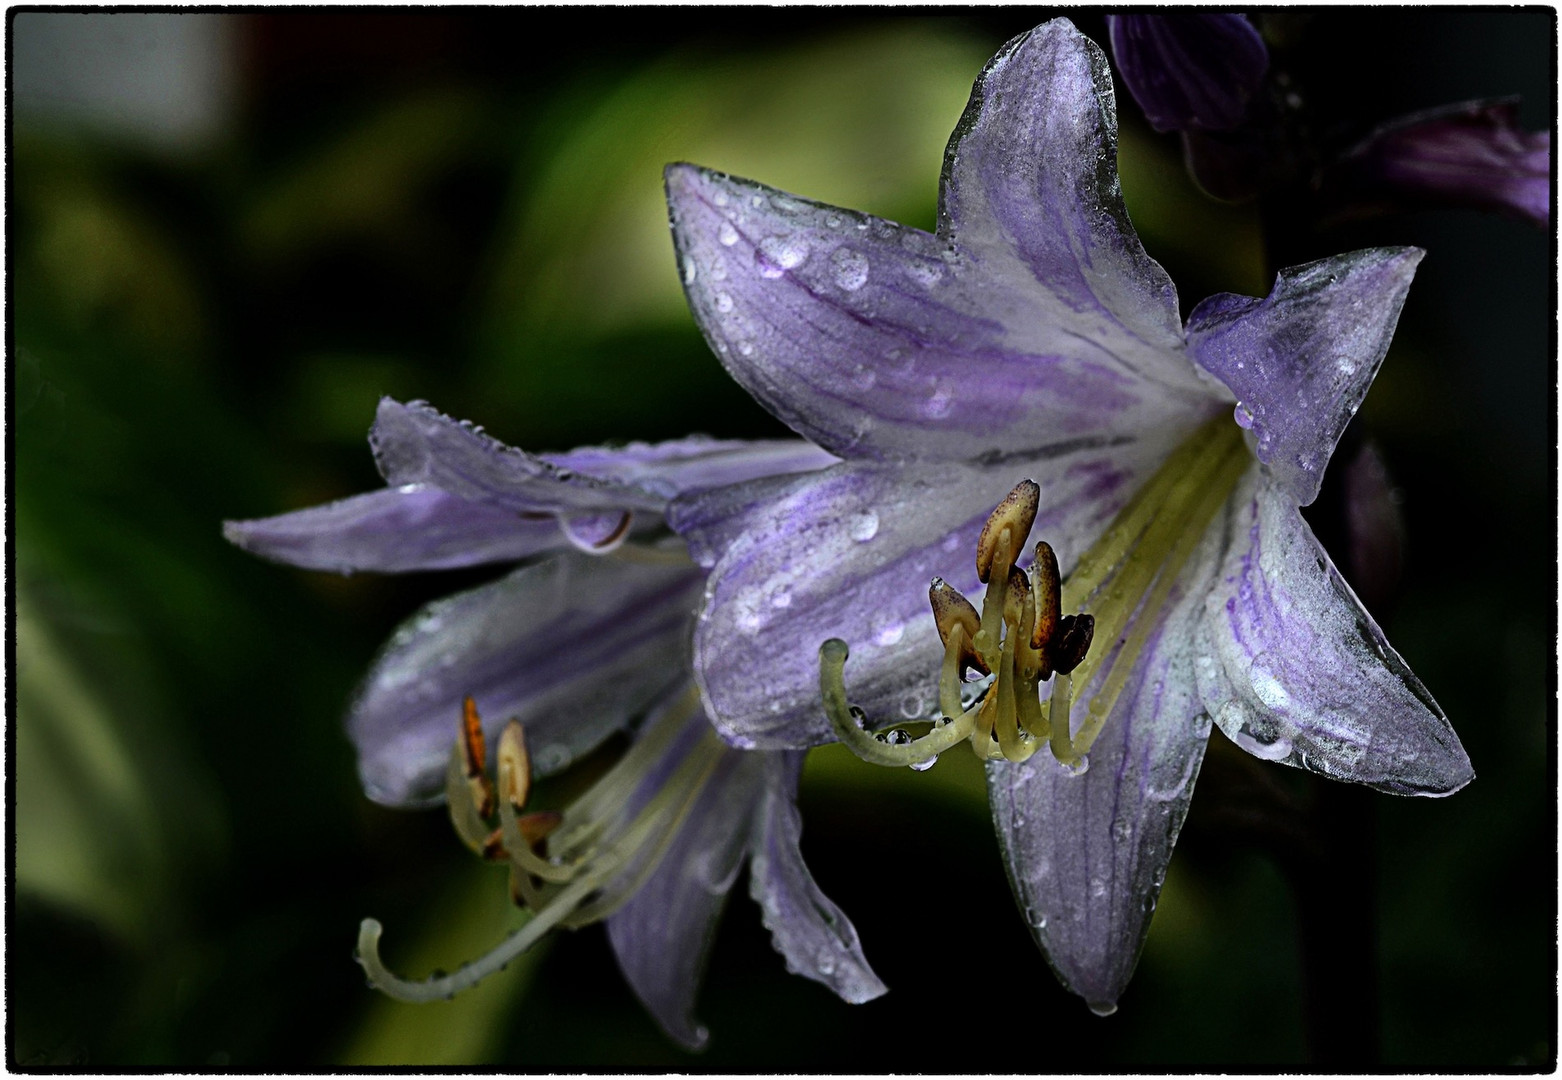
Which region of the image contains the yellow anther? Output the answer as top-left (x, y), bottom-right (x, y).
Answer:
top-left (977, 479), bottom-right (1039, 583)
top-left (497, 720), bottom-right (532, 810)
top-left (460, 695), bottom-right (494, 818)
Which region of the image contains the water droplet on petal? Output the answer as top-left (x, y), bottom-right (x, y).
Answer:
top-left (831, 247), bottom-right (869, 291)
top-left (924, 387), bottom-right (953, 418)
top-left (770, 591), bottom-right (792, 610)
top-left (1111, 820), bottom-right (1132, 842)
top-left (873, 619), bottom-right (905, 647)
top-left (714, 292), bottom-right (734, 313)
top-left (682, 257), bottom-right (697, 284)
top-left (756, 234), bottom-right (809, 278)
top-left (1234, 402), bottom-right (1255, 429)
top-left (718, 221), bottom-right (739, 247)
top-left (1089, 877), bottom-right (1107, 899)
top-left (1058, 754), bottom-right (1090, 777)
top-left (848, 511), bottom-right (879, 542)
top-left (737, 340), bottom-right (755, 357)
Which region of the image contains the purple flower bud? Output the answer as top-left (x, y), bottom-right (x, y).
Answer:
top-left (1335, 100), bottom-right (1551, 226)
top-left (1106, 14), bottom-right (1270, 134)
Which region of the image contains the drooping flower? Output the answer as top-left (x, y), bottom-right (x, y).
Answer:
top-left (1328, 100), bottom-right (1552, 226)
top-left (662, 19), bottom-right (1472, 1013)
top-left (224, 397), bottom-right (884, 1048)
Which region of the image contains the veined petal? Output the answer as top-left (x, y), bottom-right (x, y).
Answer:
top-left (1195, 474), bottom-right (1473, 795)
top-left (1186, 247), bottom-right (1423, 507)
top-left (548, 437), bottom-right (838, 500)
top-left (939, 21), bottom-right (1207, 399)
top-left (370, 398), bottom-right (670, 514)
top-left (748, 752), bottom-right (886, 1004)
top-left (685, 445), bottom-right (1169, 749)
top-left (606, 742), bottom-right (763, 1051)
top-left (1105, 14), bottom-right (1269, 134)
top-left (349, 552), bottom-right (706, 806)
top-left (986, 504), bottom-right (1228, 1012)
top-left (665, 24), bottom-right (1218, 467)
top-left (222, 485), bottom-right (582, 573)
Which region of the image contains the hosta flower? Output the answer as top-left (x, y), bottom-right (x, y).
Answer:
top-left (224, 398), bottom-right (883, 1048)
top-left (1331, 100), bottom-right (1552, 226)
top-left (663, 19), bottom-right (1472, 1013)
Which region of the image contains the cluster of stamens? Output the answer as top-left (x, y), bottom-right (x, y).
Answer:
top-left (822, 416), bottom-right (1251, 775)
top-left (822, 479), bottom-right (1097, 769)
top-left (357, 690), bottom-right (723, 1002)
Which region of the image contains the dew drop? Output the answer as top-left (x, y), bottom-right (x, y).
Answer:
top-left (1111, 820), bottom-right (1132, 842)
top-left (714, 292), bottom-right (734, 313)
top-left (1031, 913), bottom-right (1049, 930)
top-left (682, 257), bottom-right (697, 284)
top-left (770, 590), bottom-right (792, 609)
top-left (884, 729), bottom-right (913, 746)
top-left (1088, 1001), bottom-right (1119, 1018)
top-left (815, 950), bottom-right (837, 976)
top-left (712, 189), bottom-right (729, 208)
top-left (831, 247), bottom-right (869, 291)
top-left (1089, 876), bottom-right (1107, 899)
top-left (906, 260), bottom-right (943, 288)
top-left (718, 221), bottom-right (739, 247)
top-left (1234, 402), bottom-right (1255, 429)
top-left (924, 387), bottom-right (953, 418)
top-left (756, 234), bottom-right (809, 278)
top-left (909, 756), bottom-right (937, 772)
top-left (1058, 754), bottom-right (1091, 777)
top-left (709, 258), bottom-right (728, 282)
top-left (737, 341), bottom-right (755, 357)
top-left (898, 692), bottom-right (926, 720)
top-left (825, 213), bottom-right (842, 228)
top-left (848, 511), bottom-right (879, 542)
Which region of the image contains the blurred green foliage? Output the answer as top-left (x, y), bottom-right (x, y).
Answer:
top-left (10, 11), bottom-right (1553, 1069)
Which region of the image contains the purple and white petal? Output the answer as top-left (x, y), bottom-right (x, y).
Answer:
top-left (349, 552), bottom-right (706, 807)
top-left (548, 437), bottom-right (838, 500)
top-left (665, 26), bottom-right (1217, 468)
top-left (986, 504), bottom-right (1227, 1013)
top-left (222, 485), bottom-right (572, 574)
top-left (606, 743), bottom-right (763, 1051)
top-left (369, 398), bottom-right (669, 514)
top-left (939, 21), bottom-right (1211, 404)
top-left (1195, 474), bottom-right (1472, 795)
top-left (1105, 14), bottom-right (1269, 134)
top-left (1186, 247), bottom-right (1423, 507)
top-left (685, 444), bottom-right (1174, 750)
top-left (747, 752), bottom-right (887, 1004)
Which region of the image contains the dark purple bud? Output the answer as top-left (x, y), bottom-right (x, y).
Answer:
top-left (1051, 614), bottom-right (1095, 676)
top-left (1106, 14), bottom-right (1270, 134)
top-left (1333, 100), bottom-right (1551, 226)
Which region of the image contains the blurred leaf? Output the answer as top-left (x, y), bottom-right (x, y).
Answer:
top-left (480, 24), bottom-right (990, 351)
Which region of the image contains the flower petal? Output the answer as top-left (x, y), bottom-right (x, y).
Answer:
top-left (986, 506), bottom-right (1227, 1012)
top-left (681, 445), bottom-right (1169, 749)
top-left (1195, 474), bottom-right (1473, 795)
top-left (369, 398), bottom-right (670, 514)
top-left (939, 21), bottom-right (1199, 383)
top-left (1333, 99), bottom-right (1551, 226)
top-left (747, 751), bottom-right (887, 1004)
top-left (222, 485), bottom-right (572, 573)
top-left (665, 23), bottom-right (1217, 467)
top-left (1105, 14), bottom-right (1269, 134)
top-left (548, 437), bottom-right (839, 500)
top-left (606, 740), bottom-right (763, 1051)
top-left (1186, 247), bottom-right (1423, 507)
top-left (348, 552), bottom-right (706, 806)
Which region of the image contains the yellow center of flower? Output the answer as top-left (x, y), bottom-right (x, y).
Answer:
top-left (822, 416), bottom-right (1248, 773)
top-left (357, 688), bottom-right (725, 1003)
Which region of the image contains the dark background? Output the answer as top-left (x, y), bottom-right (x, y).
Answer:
top-left (10, 8), bottom-right (1554, 1069)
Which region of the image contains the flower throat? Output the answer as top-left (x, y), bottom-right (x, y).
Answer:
top-left (822, 416), bottom-right (1247, 772)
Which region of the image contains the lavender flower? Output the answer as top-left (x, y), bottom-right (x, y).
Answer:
top-left (1331, 100), bottom-right (1552, 226)
top-left (663, 19), bottom-right (1472, 1013)
top-left (224, 397), bottom-right (883, 1048)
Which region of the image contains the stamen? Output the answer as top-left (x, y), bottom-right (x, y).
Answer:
top-left (1029, 541), bottom-right (1061, 662)
top-left (821, 639), bottom-right (976, 766)
top-left (929, 578), bottom-right (987, 677)
top-left (976, 479), bottom-right (1039, 584)
top-left (460, 696), bottom-right (494, 817)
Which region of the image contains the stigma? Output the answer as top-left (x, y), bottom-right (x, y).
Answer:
top-left (821, 416), bottom-right (1248, 774)
top-left (357, 689), bottom-right (724, 1003)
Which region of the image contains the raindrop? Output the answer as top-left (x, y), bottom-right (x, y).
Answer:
top-left (848, 511), bottom-right (879, 542)
top-left (1031, 913), bottom-right (1049, 930)
top-left (825, 213), bottom-right (842, 228)
top-left (1058, 754), bottom-right (1091, 777)
top-left (1111, 820), bottom-right (1132, 842)
top-left (885, 729), bottom-right (913, 746)
top-left (771, 591), bottom-right (792, 609)
top-left (709, 258), bottom-right (728, 282)
top-left (737, 341), bottom-right (755, 357)
top-left (756, 234), bottom-right (809, 278)
top-left (714, 292), bottom-right (734, 313)
top-left (873, 620), bottom-right (905, 647)
top-left (898, 692), bottom-right (927, 719)
top-left (909, 756), bottom-right (937, 772)
top-left (1089, 877), bottom-right (1107, 899)
top-left (1233, 402), bottom-right (1255, 429)
top-left (831, 248), bottom-right (869, 291)
top-left (1088, 1001), bottom-right (1119, 1018)
top-left (906, 260), bottom-right (943, 288)
top-left (815, 951), bottom-right (837, 976)
top-left (712, 190), bottom-right (729, 208)
top-left (718, 221), bottom-right (739, 247)
top-left (682, 258), bottom-right (697, 284)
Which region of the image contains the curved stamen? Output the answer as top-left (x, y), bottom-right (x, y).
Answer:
top-left (822, 639), bottom-right (977, 767)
